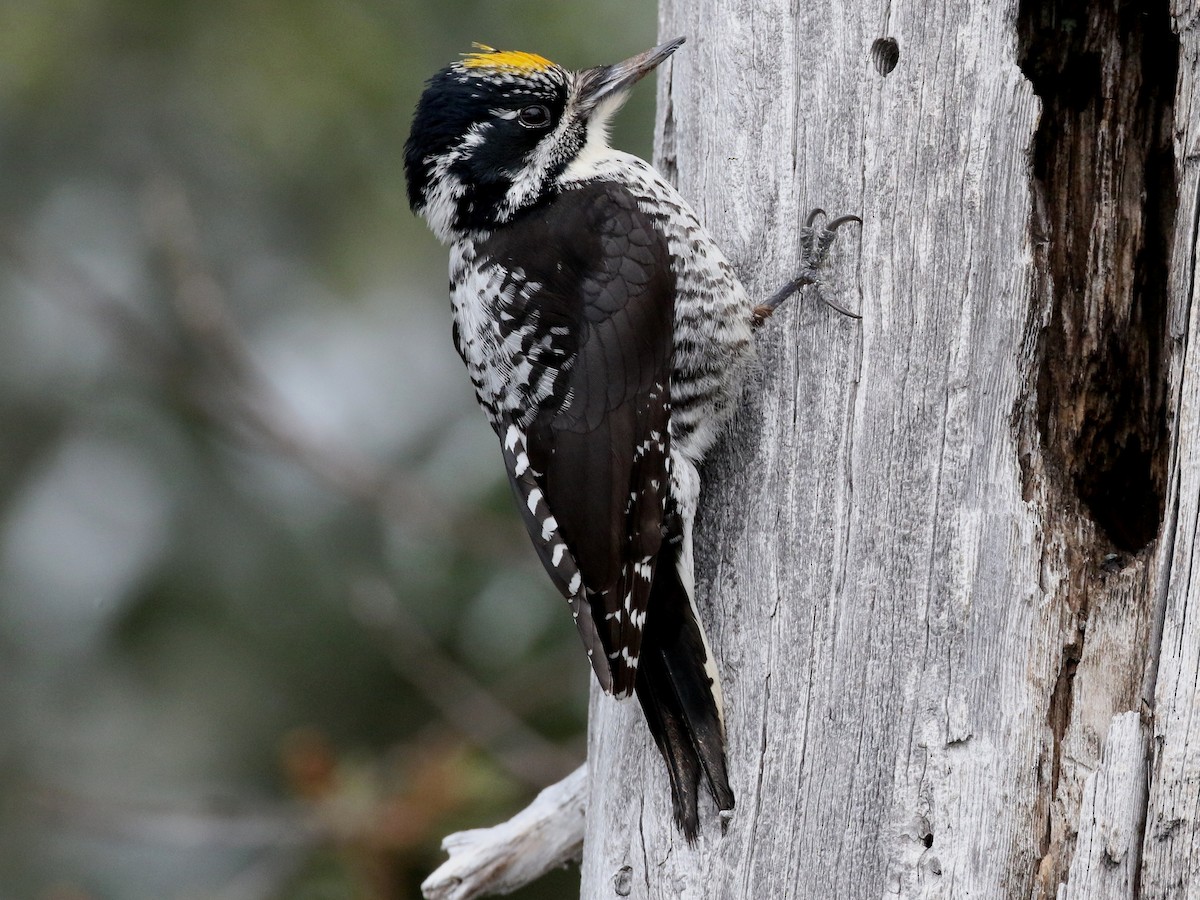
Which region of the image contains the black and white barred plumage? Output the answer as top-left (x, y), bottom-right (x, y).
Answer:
top-left (404, 38), bottom-right (854, 840)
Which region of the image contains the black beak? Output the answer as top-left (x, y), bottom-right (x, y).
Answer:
top-left (578, 37), bottom-right (685, 112)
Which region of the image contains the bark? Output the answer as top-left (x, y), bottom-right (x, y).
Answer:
top-left (421, 766), bottom-right (586, 900)
top-left (577, 1), bottom-right (1200, 898)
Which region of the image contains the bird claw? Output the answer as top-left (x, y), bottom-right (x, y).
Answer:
top-left (754, 209), bottom-right (862, 326)
top-left (812, 285), bottom-right (862, 320)
top-left (798, 208), bottom-right (861, 273)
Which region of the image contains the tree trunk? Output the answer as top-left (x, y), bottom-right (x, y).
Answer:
top-left (581, 1), bottom-right (1200, 898)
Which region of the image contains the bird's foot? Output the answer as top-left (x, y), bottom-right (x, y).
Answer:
top-left (752, 209), bottom-right (861, 327)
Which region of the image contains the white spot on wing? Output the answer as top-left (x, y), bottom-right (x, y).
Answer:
top-left (513, 451), bottom-right (529, 476)
top-left (677, 513), bottom-right (725, 729)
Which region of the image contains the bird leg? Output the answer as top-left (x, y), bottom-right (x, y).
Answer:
top-left (752, 209), bottom-right (861, 327)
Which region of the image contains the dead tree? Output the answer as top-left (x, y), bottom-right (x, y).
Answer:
top-left (425, 2), bottom-right (1200, 897)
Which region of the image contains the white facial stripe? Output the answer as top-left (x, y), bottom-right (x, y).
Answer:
top-left (418, 121), bottom-right (495, 243)
top-left (501, 81), bottom-right (584, 217)
top-left (420, 169), bottom-right (465, 244)
top-left (563, 91), bottom-right (624, 182)
top-left (459, 121), bottom-right (491, 150)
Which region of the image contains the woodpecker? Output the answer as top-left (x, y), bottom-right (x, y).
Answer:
top-left (404, 37), bottom-right (857, 841)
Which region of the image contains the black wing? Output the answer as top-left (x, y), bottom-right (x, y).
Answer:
top-left (478, 181), bottom-right (674, 697)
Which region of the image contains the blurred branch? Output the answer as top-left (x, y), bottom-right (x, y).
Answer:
top-left (352, 576), bottom-right (581, 787)
top-left (144, 173), bottom-right (580, 789)
top-left (32, 788), bottom-right (322, 849)
top-left (3, 173), bottom-right (580, 790)
top-left (2, 182), bottom-right (510, 549)
top-left (139, 173), bottom-right (446, 520)
top-left (421, 765), bottom-right (587, 900)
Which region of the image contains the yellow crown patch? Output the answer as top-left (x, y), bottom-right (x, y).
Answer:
top-left (460, 44), bottom-right (556, 76)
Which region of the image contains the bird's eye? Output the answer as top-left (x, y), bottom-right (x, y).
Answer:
top-left (517, 104), bottom-right (551, 128)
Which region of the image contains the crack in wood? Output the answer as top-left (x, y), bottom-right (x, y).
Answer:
top-left (1019, 0), bottom-right (1177, 555)
top-left (1016, 2), bottom-right (1180, 897)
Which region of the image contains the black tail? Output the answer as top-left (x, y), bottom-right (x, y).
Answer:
top-left (635, 547), bottom-right (734, 842)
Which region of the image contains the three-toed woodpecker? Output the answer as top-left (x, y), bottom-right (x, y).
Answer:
top-left (404, 37), bottom-right (857, 840)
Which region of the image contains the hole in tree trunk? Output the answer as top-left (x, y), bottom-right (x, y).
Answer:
top-left (1016, 0), bottom-right (1178, 554)
top-left (871, 38), bottom-right (900, 76)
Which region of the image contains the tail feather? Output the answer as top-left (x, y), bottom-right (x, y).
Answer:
top-left (635, 545), bottom-right (734, 842)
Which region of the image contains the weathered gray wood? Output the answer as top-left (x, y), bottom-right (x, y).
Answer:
top-left (1141, 6), bottom-right (1200, 897)
top-left (1056, 713), bottom-right (1148, 900)
top-left (574, 2), bottom-right (1200, 898)
top-left (585, 3), bottom-right (1046, 895)
top-left (421, 766), bottom-right (586, 900)
top-left (413, 4), bottom-right (1200, 897)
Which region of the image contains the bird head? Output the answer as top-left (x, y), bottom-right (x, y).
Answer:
top-left (404, 38), bottom-right (684, 242)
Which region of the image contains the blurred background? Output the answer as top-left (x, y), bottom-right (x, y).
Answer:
top-left (0, 1), bottom-right (657, 896)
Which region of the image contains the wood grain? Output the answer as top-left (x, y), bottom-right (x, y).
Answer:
top-left (418, 4), bottom-right (1200, 898)
top-left (576, 2), bottom-right (1200, 898)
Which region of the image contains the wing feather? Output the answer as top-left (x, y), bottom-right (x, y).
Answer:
top-left (478, 181), bottom-right (674, 696)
